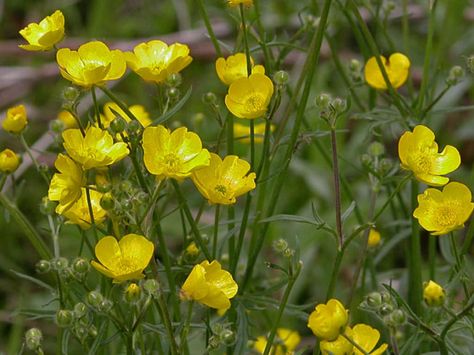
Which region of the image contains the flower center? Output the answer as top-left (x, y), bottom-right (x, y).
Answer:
top-left (215, 184), bottom-right (228, 195)
top-left (163, 153), bottom-right (181, 172)
top-left (436, 204), bottom-right (459, 227)
top-left (244, 94), bottom-right (265, 113)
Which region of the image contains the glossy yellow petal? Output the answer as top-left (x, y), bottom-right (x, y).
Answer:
top-left (94, 236), bottom-right (122, 271)
top-left (228, 0), bottom-right (253, 7)
top-left (215, 53), bottom-right (259, 85)
top-left (367, 228), bottom-right (381, 247)
top-left (276, 328), bottom-right (301, 352)
top-left (62, 188), bottom-right (107, 229)
top-left (3, 104), bottom-right (28, 134)
top-left (0, 149), bottom-right (20, 174)
top-left (253, 336), bottom-right (267, 354)
top-left (307, 298), bottom-right (349, 341)
top-left (202, 260), bottom-right (238, 299)
top-left (364, 52), bottom-right (410, 90)
top-left (18, 10), bottom-right (64, 51)
top-left (91, 260), bottom-right (117, 279)
top-left (320, 330), bottom-right (353, 355)
top-left (352, 324), bottom-right (380, 355)
top-left (181, 264), bottom-right (209, 300)
top-left (423, 280), bottom-right (445, 306)
top-left (119, 234), bottom-right (155, 271)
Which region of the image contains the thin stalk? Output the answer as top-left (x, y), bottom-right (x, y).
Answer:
top-left (99, 86), bottom-right (140, 123)
top-left (171, 180), bottom-right (211, 259)
top-left (231, 193), bottom-right (252, 275)
top-left (342, 333), bottom-right (369, 355)
top-left (408, 180), bottom-right (422, 315)
top-left (461, 218), bottom-right (474, 255)
top-left (262, 262), bottom-right (301, 355)
top-left (440, 296), bottom-right (474, 342)
top-left (180, 301), bottom-right (194, 354)
top-left (449, 232), bottom-right (469, 298)
top-left (429, 236), bottom-right (436, 280)
top-left (91, 86), bottom-right (103, 128)
top-left (85, 186), bottom-right (99, 243)
top-left (373, 175), bottom-right (410, 221)
top-left (154, 296), bottom-right (179, 355)
top-left (326, 249), bottom-right (344, 300)
top-left (20, 134), bottom-right (49, 185)
top-left (196, 0), bottom-right (222, 57)
top-left (241, 0), bottom-right (332, 291)
top-left (416, 0), bottom-right (438, 114)
top-left (330, 127), bottom-right (344, 248)
top-left (252, 0), bottom-right (274, 71)
top-left (47, 215), bottom-right (60, 258)
top-left (212, 205), bottom-right (220, 259)
top-left (421, 84), bottom-right (451, 119)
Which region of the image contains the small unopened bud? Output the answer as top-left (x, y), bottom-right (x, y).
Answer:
top-left (100, 192), bottom-right (115, 210)
top-left (368, 229), bottom-right (381, 248)
top-left (110, 117), bottom-right (127, 134)
top-left (127, 120), bottom-right (142, 135)
top-left (51, 257), bottom-right (69, 271)
top-left (74, 302), bottom-right (87, 319)
top-left (167, 88), bottom-right (180, 100)
top-left (283, 248), bottom-right (295, 258)
top-left (97, 299), bottom-right (113, 313)
top-left (143, 279), bottom-right (160, 297)
top-left (349, 59), bottom-right (362, 72)
top-left (35, 260), bottom-right (51, 274)
top-left (125, 283), bottom-right (141, 303)
top-left (466, 55), bottom-right (474, 73)
top-left (185, 242), bottom-right (199, 256)
top-left (380, 303), bottom-right (394, 315)
top-left (331, 97), bottom-right (347, 114)
top-left (379, 158), bottom-right (393, 174)
top-left (208, 335), bottom-right (221, 350)
top-left (366, 292), bottom-right (383, 308)
top-left (166, 73), bottom-right (183, 87)
top-left (203, 92), bottom-right (217, 105)
top-left (38, 163), bottom-right (49, 175)
top-left (315, 93), bottom-right (331, 110)
top-left (390, 309), bottom-right (406, 325)
top-left (368, 142), bottom-right (385, 157)
top-left (381, 291), bottom-right (391, 303)
top-left (50, 119), bottom-right (65, 133)
top-left (89, 325), bottom-right (98, 338)
top-left (192, 113), bottom-right (205, 128)
top-left (72, 257), bottom-right (90, 274)
top-left (134, 191), bottom-right (149, 205)
top-left (55, 309), bottom-right (74, 327)
top-left (273, 70), bottom-right (289, 86)
top-left (62, 86), bottom-right (80, 102)
top-left (87, 291), bottom-right (104, 308)
top-left (446, 65), bottom-right (465, 85)
top-left (361, 154), bottom-right (372, 167)
top-left (120, 180), bottom-right (134, 193)
top-left (423, 280), bottom-right (445, 307)
top-left (221, 329), bottom-right (235, 345)
top-left (25, 328), bottom-right (43, 350)
top-left (273, 239), bottom-right (288, 253)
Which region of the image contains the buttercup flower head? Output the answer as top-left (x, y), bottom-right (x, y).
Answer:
top-left (368, 228), bottom-right (381, 247)
top-left (234, 122), bottom-right (274, 144)
top-left (398, 125), bottom-right (460, 186)
top-left (413, 182), bottom-right (474, 235)
top-left (3, 105), bottom-right (28, 134)
top-left (215, 53), bottom-right (265, 85)
top-left (48, 154), bottom-right (85, 213)
top-left (254, 328), bottom-right (301, 355)
top-left (56, 41), bottom-right (126, 87)
top-left (181, 260), bottom-right (238, 311)
top-left (62, 188), bottom-right (107, 229)
top-left (142, 125), bottom-right (210, 180)
top-left (423, 280), bottom-right (445, 306)
top-left (57, 110), bottom-right (78, 129)
top-left (125, 40), bottom-right (192, 83)
top-left (307, 298), bottom-right (349, 341)
top-left (228, 0), bottom-right (253, 7)
top-left (192, 153), bottom-right (256, 205)
top-left (319, 328), bottom-right (354, 355)
top-left (101, 102), bottom-right (151, 129)
top-left (19, 10), bottom-right (65, 51)
top-left (225, 73), bottom-right (274, 119)
top-left (364, 53), bottom-right (410, 90)
top-left (63, 126), bottom-right (129, 169)
top-left (91, 234), bottom-right (154, 283)
top-left (0, 149), bottom-right (20, 174)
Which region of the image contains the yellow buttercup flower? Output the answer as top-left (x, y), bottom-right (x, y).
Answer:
top-left (228, 0), bottom-right (253, 7)
top-left (181, 260), bottom-right (238, 311)
top-left (185, 242), bottom-right (199, 256)
top-left (62, 188), bottom-right (107, 229)
top-left (398, 125), bottom-right (460, 186)
top-left (351, 324), bottom-right (388, 355)
top-left (254, 328), bottom-right (301, 355)
top-left (101, 102), bottom-right (151, 128)
top-left (142, 125), bottom-right (210, 180)
top-left (191, 153), bottom-right (256, 205)
top-left (234, 122), bottom-right (274, 144)
top-left (423, 280), bottom-right (445, 306)
top-left (320, 328), bottom-right (354, 355)
top-left (413, 182), bottom-right (474, 235)
top-left (125, 40), bottom-right (192, 83)
top-left (225, 73), bottom-right (274, 119)
top-left (364, 53), bottom-right (410, 90)
top-left (215, 53), bottom-right (265, 85)
top-left (125, 283), bottom-right (141, 302)
top-left (63, 126), bottom-right (129, 169)
top-left (91, 234), bottom-right (154, 283)
top-left (48, 154), bottom-right (85, 213)
top-left (307, 298), bottom-right (349, 341)
top-left (367, 228), bottom-right (381, 247)
top-left (19, 10), bottom-right (65, 51)
top-left (57, 110), bottom-right (78, 129)
top-left (56, 41), bottom-right (126, 87)
top-left (0, 149), bottom-right (20, 174)
top-left (3, 104), bottom-right (28, 134)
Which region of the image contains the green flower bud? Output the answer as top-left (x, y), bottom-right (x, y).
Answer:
top-left (166, 73), bottom-right (183, 87)
top-left (73, 302), bottom-right (87, 319)
top-left (283, 248), bottom-right (295, 258)
top-left (87, 291), bottom-right (104, 308)
top-left (361, 153), bottom-right (372, 167)
top-left (35, 260), bottom-right (51, 274)
top-left (110, 117), bottom-right (127, 134)
top-left (446, 65), bottom-right (465, 85)
top-left (349, 59), bottom-right (362, 72)
top-left (55, 309), bottom-right (74, 327)
top-left (221, 329), bottom-right (235, 345)
top-left (97, 299), bottom-right (113, 313)
top-left (120, 180), bottom-right (134, 193)
top-left (62, 86), bottom-right (80, 102)
top-left (203, 92), bottom-right (217, 105)
top-left (49, 119), bottom-right (65, 133)
top-left (331, 97), bottom-right (347, 114)
top-left (167, 88), bottom-right (180, 100)
top-left (25, 328), bottom-right (42, 350)
top-left (100, 192), bottom-right (115, 210)
top-left (143, 279), bottom-right (160, 297)
top-left (368, 142), bottom-right (385, 157)
top-left (192, 113), bottom-right (205, 128)
top-left (38, 163), bottom-right (49, 175)
top-left (273, 70), bottom-right (289, 85)
top-left (390, 309), bottom-right (406, 325)
top-left (88, 325), bottom-right (98, 338)
top-left (51, 257), bottom-right (69, 271)
top-left (379, 158), bottom-right (393, 174)
top-left (381, 291), bottom-right (392, 304)
top-left (315, 93), bottom-right (331, 110)
top-left (72, 257), bottom-right (90, 274)
top-left (125, 283), bottom-right (142, 303)
top-left (134, 191), bottom-right (149, 205)
top-left (379, 303), bottom-right (394, 316)
top-left (127, 120), bottom-right (142, 135)
top-left (273, 239), bottom-right (289, 253)
top-left (366, 292), bottom-right (383, 308)
top-left (466, 55), bottom-right (474, 73)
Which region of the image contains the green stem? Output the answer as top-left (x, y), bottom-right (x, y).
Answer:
top-left (449, 232), bottom-right (469, 298)
top-left (85, 186), bottom-right (99, 243)
top-left (171, 180), bottom-right (211, 259)
top-left (262, 262), bottom-right (301, 355)
top-left (231, 193), bottom-right (252, 275)
top-left (408, 180), bottom-right (422, 315)
top-left (180, 301), bottom-right (194, 354)
top-left (212, 204), bottom-right (220, 259)
top-left (440, 296), bottom-right (474, 341)
top-left (99, 86), bottom-right (140, 123)
top-left (91, 86), bottom-right (103, 128)
top-left (20, 134), bottom-right (49, 185)
top-left (241, 0), bottom-right (332, 292)
top-left (342, 333), bottom-right (370, 355)
top-left (330, 127), bottom-right (344, 248)
top-left (429, 236), bottom-right (436, 280)
top-left (196, 0), bottom-right (222, 57)
top-left (373, 175), bottom-right (410, 221)
top-left (326, 249), bottom-right (344, 300)
top-left (154, 296), bottom-right (179, 355)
